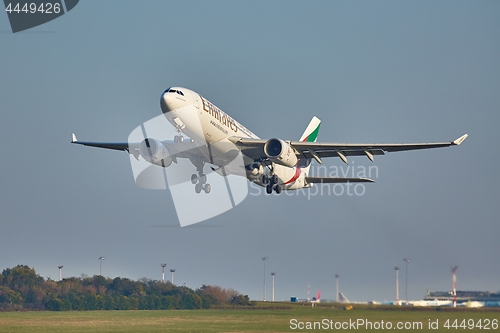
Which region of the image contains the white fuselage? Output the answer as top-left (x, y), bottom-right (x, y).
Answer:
top-left (160, 87), bottom-right (307, 190)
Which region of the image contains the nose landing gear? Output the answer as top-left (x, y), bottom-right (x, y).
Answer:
top-left (173, 124), bottom-right (185, 143)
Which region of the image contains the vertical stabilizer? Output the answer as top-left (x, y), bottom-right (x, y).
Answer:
top-left (299, 116), bottom-right (321, 143)
top-left (298, 116), bottom-right (321, 174)
top-left (338, 292), bottom-right (350, 303)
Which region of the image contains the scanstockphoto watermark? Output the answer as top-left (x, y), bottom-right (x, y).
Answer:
top-left (128, 113), bottom-right (248, 228)
top-left (289, 318), bottom-right (499, 331)
top-left (290, 318), bottom-right (423, 330)
top-left (250, 162), bottom-right (379, 198)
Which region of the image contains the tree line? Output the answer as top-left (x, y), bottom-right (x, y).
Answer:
top-left (0, 265), bottom-right (251, 311)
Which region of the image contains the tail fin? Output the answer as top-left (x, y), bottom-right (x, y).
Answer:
top-left (299, 116), bottom-right (321, 143)
top-left (298, 116), bottom-right (321, 173)
top-left (338, 292), bottom-right (350, 303)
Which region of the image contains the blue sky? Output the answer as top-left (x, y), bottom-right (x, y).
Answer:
top-left (1, 0), bottom-right (499, 302)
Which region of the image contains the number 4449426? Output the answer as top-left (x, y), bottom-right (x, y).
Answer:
top-left (444, 319), bottom-right (498, 330)
top-left (5, 2), bottom-right (61, 14)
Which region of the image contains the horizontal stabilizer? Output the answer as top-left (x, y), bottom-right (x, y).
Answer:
top-left (305, 177), bottom-right (374, 184)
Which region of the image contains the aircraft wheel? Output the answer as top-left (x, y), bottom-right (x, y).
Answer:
top-left (274, 185), bottom-right (282, 194)
top-left (203, 183), bottom-right (211, 194)
top-left (266, 185), bottom-right (273, 194)
top-left (271, 174), bottom-right (279, 184)
top-left (179, 135), bottom-right (184, 143)
top-left (199, 174), bottom-right (207, 184)
top-left (174, 135), bottom-right (179, 143)
top-left (262, 175), bottom-right (268, 185)
top-left (191, 174), bottom-right (198, 184)
top-left (195, 183), bottom-right (202, 194)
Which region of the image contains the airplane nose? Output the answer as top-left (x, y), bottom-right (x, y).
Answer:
top-left (160, 92), bottom-right (173, 114)
top-left (160, 88), bottom-right (190, 113)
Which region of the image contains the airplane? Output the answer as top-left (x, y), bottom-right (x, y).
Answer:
top-left (72, 87), bottom-right (468, 195)
top-left (409, 299), bottom-right (453, 307)
top-left (311, 291), bottom-right (321, 303)
top-left (338, 292), bottom-right (350, 303)
top-left (311, 291), bottom-right (321, 306)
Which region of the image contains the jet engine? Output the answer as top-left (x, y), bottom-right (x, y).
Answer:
top-left (139, 138), bottom-right (172, 167)
top-left (264, 138), bottom-right (298, 167)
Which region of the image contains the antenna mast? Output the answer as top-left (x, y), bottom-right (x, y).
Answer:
top-left (451, 266), bottom-right (458, 307)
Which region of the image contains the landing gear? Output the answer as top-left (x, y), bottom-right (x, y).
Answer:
top-left (199, 174), bottom-right (207, 184)
top-left (263, 173), bottom-right (282, 195)
top-left (192, 172), bottom-right (210, 194)
top-left (174, 124), bottom-right (185, 143)
top-left (191, 155), bottom-right (211, 194)
top-left (266, 184), bottom-right (273, 194)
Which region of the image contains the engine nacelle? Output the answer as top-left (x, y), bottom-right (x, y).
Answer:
top-left (139, 138), bottom-right (172, 167)
top-left (264, 138), bottom-right (298, 167)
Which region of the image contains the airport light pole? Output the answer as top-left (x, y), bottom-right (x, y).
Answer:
top-left (451, 266), bottom-right (458, 307)
top-left (170, 269), bottom-right (176, 285)
top-left (99, 256), bottom-right (105, 276)
top-left (271, 272), bottom-right (276, 302)
top-left (262, 257), bottom-right (268, 301)
top-left (58, 265), bottom-right (64, 281)
top-left (161, 263), bottom-right (167, 283)
top-left (335, 274), bottom-right (339, 302)
top-left (403, 258), bottom-right (410, 306)
top-left (394, 266), bottom-right (400, 305)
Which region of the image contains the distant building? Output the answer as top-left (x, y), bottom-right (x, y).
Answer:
top-left (424, 290), bottom-right (500, 303)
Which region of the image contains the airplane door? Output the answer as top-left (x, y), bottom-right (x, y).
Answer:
top-left (193, 93), bottom-right (201, 111)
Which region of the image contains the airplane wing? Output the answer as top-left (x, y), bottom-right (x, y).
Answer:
top-left (71, 133), bottom-right (206, 162)
top-left (71, 134), bottom-right (130, 151)
top-left (229, 134), bottom-right (468, 164)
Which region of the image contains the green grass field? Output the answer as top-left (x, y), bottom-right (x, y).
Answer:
top-left (0, 303), bottom-right (499, 332)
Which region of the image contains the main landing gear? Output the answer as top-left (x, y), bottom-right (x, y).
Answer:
top-left (191, 156), bottom-right (211, 194)
top-left (173, 131), bottom-right (210, 194)
top-left (191, 173), bottom-right (211, 194)
top-left (263, 174), bottom-right (282, 195)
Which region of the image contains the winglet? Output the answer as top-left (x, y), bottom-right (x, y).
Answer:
top-left (71, 133), bottom-right (77, 143)
top-left (453, 134), bottom-right (468, 145)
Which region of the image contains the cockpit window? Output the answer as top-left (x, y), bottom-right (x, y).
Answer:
top-left (164, 88), bottom-right (184, 96)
